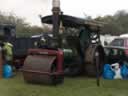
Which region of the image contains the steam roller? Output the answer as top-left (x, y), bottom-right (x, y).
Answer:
top-left (22, 10), bottom-right (105, 86)
top-left (22, 49), bottom-right (64, 85)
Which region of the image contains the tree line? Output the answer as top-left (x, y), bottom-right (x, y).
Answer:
top-left (95, 10), bottom-right (128, 35)
top-left (0, 10), bottom-right (128, 36)
top-left (0, 12), bottom-right (50, 37)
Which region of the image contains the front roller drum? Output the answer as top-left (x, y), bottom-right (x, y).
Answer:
top-left (22, 55), bottom-right (64, 85)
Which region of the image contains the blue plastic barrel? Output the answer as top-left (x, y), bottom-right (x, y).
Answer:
top-left (3, 64), bottom-right (13, 78)
top-left (103, 64), bottom-right (115, 80)
top-left (121, 64), bottom-right (128, 79)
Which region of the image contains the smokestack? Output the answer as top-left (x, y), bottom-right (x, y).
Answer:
top-left (52, 0), bottom-right (61, 38)
top-left (52, 0), bottom-right (60, 8)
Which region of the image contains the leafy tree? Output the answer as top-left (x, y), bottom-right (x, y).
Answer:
top-left (0, 11), bottom-right (49, 37)
top-left (95, 10), bottom-right (128, 35)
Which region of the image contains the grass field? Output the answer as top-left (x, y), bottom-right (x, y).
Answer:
top-left (0, 73), bottom-right (128, 96)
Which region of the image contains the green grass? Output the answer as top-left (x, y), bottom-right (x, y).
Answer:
top-left (0, 73), bottom-right (128, 96)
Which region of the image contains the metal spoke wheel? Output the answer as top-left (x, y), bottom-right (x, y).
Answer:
top-left (85, 45), bottom-right (104, 77)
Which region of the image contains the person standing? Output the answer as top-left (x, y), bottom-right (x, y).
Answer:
top-left (3, 41), bottom-right (13, 66)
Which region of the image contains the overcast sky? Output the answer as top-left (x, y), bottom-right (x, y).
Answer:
top-left (0, 0), bottom-right (128, 26)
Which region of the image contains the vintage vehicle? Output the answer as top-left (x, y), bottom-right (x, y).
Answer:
top-left (0, 24), bottom-right (16, 38)
top-left (22, 0), bottom-right (105, 85)
top-left (104, 37), bottom-right (128, 64)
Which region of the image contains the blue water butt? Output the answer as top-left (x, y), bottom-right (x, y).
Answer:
top-left (103, 64), bottom-right (115, 80)
top-left (3, 64), bottom-right (13, 78)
